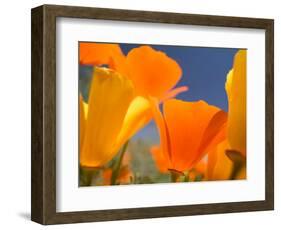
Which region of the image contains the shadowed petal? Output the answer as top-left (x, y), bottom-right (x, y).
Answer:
top-left (194, 110), bottom-right (227, 166)
top-left (207, 140), bottom-right (233, 180)
top-left (79, 95), bottom-right (88, 148)
top-left (225, 50), bottom-right (247, 156)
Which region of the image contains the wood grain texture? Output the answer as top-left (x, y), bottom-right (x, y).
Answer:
top-left (31, 6), bottom-right (44, 224)
top-left (31, 4), bottom-right (274, 225)
top-left (265, 20), bottom-right (274, 210)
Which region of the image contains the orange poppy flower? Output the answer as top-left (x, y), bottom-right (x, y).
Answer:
top-left (150, 99), bottom-right (227, 173)
top-left (79, 43), bottom-right (187, 168)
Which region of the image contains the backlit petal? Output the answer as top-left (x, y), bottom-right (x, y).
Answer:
top-left (115, 96), bottom-right (153, 152)
top-left (80, 67), bottom-right (135, 167)
top-left (148, 97), bottom-right (171, 167)
top-left (161, 86), bottom-right (189, 102)
top-left (126, 46), bottom-right (182, 98)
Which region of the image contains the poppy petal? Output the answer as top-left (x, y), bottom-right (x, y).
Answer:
top-left (79, 43), bottom-right (126, 74)
top-left (80, 67), bottom-right (135, 167)
top-left (126, 46), bottom-right (182, 98)
top-left (115, 96), bottom-right (153, 151)
top-left (226, 50), bottom-right (247, 156)
top-left (79, 95), bottom-right (88, 148)
top-left (150, 146), bottom-right (169, 173)
top-left (161, 86), bottom-right (189, 102)
top-left (208, 140), bottom-right (233, 180)
top-left (194, 110), bottom-right (227, 166)
top-left (148, 97), bottom-right (172, 167)
top-left (162, 100), bottom-right (224, 172)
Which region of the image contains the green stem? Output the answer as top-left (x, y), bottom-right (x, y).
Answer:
top-left (230, 162), bottom-right (244, 180)
top-left (111, 141), bottom-right (129, 185)
top-left (80, 167), bottom-right (99, 186)
top-left (169, 169), bottom-right (183, 182)
top-left (184, 172), bottom-right (190, 182)
top-left (170, 173), bottom-right (178, 182)
top-left (226, 150), bottom-right (246, 180)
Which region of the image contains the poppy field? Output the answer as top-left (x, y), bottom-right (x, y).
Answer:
top-left (79, 42), bottom-right (246, 186)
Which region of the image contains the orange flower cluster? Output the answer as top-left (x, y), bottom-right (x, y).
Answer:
top-left (79, 43), bottom-right (187, 168)
top-left (79, 42), bottom-right (246, 184)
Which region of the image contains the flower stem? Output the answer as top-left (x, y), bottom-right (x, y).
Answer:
top-left (169, 169), bottom-right (183, 182)
top-left (226, 150), bottom-right (246, 180)
top-left (111, 141), bottom-right (129, 185)
top-left (230, 162), bottom-right (244, 180)
top-left (170, 172), bottom-right (178, 182)
top-left (80, 167), bottom-right (99, 186)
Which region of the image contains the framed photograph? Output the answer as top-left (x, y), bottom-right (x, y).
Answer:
top-left (31, 4), bottom-right (274, 225)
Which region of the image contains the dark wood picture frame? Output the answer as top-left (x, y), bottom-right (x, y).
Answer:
top-left (31, 4), bottom-right (274, 225)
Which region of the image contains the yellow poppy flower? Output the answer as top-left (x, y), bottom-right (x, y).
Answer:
top-left (80, 67), bottom-right (135, 167)
top-left (225, 50), bottom-right (247, 156)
